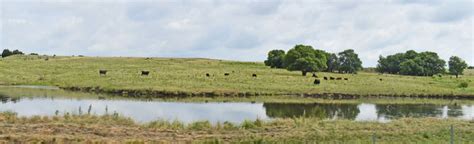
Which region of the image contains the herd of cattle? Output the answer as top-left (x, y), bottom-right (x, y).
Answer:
top-left (98, 70), bottom-right (258, 77)
top-left (98, 70), bottom-right (383, 85)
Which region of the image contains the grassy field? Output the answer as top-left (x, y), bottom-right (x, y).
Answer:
top-left (0, 112), bottom-right (472, 143)
top-left (0, 55), bottom-right (473, 98)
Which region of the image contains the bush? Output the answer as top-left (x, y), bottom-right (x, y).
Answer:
top-left (458, 82), bottom-right (468, 88)
top-left (188, 121), bottom-right (211, 130)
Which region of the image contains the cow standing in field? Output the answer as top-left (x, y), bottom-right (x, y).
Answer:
top-left (99, 70), bottom-right (107, 76)
top-left (324, 77), bottom-right (328, 80)
top-left (314, 79), bottom-right (321, 85)
top-left (206, 73), bottom-right (210, 77)
top-left (312, 73), bottom-right (318, 78)
top-left (141, 71), bottom-right (150, 76)
top-left (252, 74), bottom-right (257, 77)
top-left (224, 73), bottom-right (230, 76)
top-left (344, 78), bottom-right (349, 80)
top-left (336, 77), bottom-right (342, 80)
top-left (330, 77), bottom-right (335, 80)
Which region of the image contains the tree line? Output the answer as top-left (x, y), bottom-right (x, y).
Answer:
top-left (265, 46), bottom-right (469, 78)
top-left (264, 44), bottom-right (362, 76)
top-left (376, 50), bottom-right (468, 78)
top-left (1, 49), bottom-right (24, 58)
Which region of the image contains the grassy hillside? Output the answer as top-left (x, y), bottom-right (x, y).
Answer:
top-left (0, 55), bottom-right (473, 97)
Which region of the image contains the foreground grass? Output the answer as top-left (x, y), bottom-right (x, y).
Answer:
top-left (0, 55), bottom-right (473, 98)
top-left (0, 112), bottom-right (472, 143)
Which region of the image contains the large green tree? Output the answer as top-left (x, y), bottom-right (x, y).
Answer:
top-left (337, 49), bottom-right (362, 74)
top-left (284, 45), bottom-right (327, 76)
top-left (448, 56), bottom-right (468, 78)
top-left (264, 50), bottom-right (286, 68)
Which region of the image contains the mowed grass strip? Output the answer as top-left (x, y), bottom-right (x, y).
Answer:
top-left (0, 55), bottom-right (473, 97)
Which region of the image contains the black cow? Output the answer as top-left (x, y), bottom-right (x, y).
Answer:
top-left (312, 73), bottom-right (318, 78)
top-left (330, 77), bottom-right (335, 80)
top-left (336, 77), bottom-right (342, 80)
top-left (344, 78), bottom-right (349, 80)
top-left (99, 70), bottom-right (107, 76)
top-left (379, 78), bottom-right (383, 81)
top-left (324, 77), bottom-right (328, 80)
top-left (224, 73), bottom-right (230, 76)
top-left (141, 71), bottom-right (150, 76)
top-left (314, 79), bottom-right (321, 85)
top-left (252, 74), bottom-right (257, 77)
top-left (206, 73), bottom-right (210, 77)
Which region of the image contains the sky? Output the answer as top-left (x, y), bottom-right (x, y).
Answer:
top-left (1, 0), bottom-right (473, 67)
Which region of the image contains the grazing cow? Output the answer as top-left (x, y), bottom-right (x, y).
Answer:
top-left (206, 73), bottom-right (210, 77)
top-left (379, 78), bottom-right (383, 81)
top-left (312, 73), bottom-right (318, 78)
top-left (141, 71), bottom-right (150, 76)
top-left (344, 78), bottom-right (349, 80)
top-left (224, 73), bottom-right (230, 76)
top-left (252, 74), bottom-right (257, 77)
top-left (330, 77), bottom-right (335, 80)
top-left (324, 77), bottom-right (328, 80)
top-left (336, 77), bottom-right (342, 80)
top-left (314, 79), bottom-right (321, 85)
top-left (99, 70), bottom-right (107, 76)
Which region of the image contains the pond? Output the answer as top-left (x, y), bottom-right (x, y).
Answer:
top-left (0, 86), bottom-right (473, 123)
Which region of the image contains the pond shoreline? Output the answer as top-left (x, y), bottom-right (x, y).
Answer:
top-left (59, 86), bottom-right (474, 100)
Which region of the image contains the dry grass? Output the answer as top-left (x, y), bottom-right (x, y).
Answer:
top-left (0, 112), bottom-right (473, 143)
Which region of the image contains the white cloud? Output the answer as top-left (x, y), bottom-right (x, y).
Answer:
top-left (1, 0), bottom-right (473, 66)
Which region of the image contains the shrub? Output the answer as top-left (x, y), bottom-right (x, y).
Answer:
top-left (458, 82), bottom-right (468, 88)
top-left (188, 121), bottom-right (211, 130)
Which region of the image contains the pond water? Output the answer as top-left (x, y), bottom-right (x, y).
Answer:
top-left (0, 86), bottom-right (473, 123)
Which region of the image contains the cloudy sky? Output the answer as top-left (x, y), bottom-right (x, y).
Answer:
top-left (1, 0), bottom-right (472, 67)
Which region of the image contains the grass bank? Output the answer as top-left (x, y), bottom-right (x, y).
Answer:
top-left (0, 55), bottom-right (473, 98)
top-left (0, 112), bottom-right (472, 143)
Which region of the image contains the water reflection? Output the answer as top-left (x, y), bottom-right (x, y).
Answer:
top-left (0, 86), bottom-right (473, 123)
top-left (263, 103), bottom-right (473, 122)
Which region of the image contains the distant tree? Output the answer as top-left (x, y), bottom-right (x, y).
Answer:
top-left (326, 53), bottom-right (339, 72)
top-left (448, 56), bottom-right (468, 78)
top-left (284, 45), bottom-right (327, 76)
top-left (376, 53), bottom-right (405, 74)
top-left (415, 52), bottom-right (445, 76)
top-left (264, 50), bottom-right (286, 68)
top-left (376, 50), bottom-right (445, 76)
top-left (1, 49), bottom-right (24, 58)
top-left (337, 49), bottom-right (362, 74)
top-left (1, 49), bottom-right (12, 58)
top-left (11, 50), bottom-right (24, 55)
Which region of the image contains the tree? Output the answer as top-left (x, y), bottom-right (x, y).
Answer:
top-left (400, 59), bottom-right (423, 76)
top-left (326, 53), bottom-right (339, 72)
top-left (376, 50), bottom-right (445, 76)
top-left (284, 45), bottom-right (327, 76)
top-left (264, 50), bottom-right (286, 68)
top-left (337, 49), bottom-right (362, 74)
top-left (1, 49), bottom-right (12, 58)
top-left (11, 50), bottom-right (24, 55)
top-left (415, 52), bottom-right (445, 76)
top-left (448, 56), bottom-right (468, 78)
